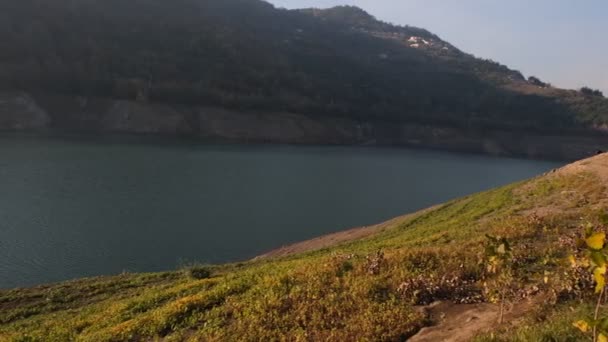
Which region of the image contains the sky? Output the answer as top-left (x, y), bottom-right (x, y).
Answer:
top-left (267, 0), bottom-right (608, 94)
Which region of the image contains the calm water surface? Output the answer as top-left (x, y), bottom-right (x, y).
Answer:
top-left (0, 135), bottom-right (561, 288)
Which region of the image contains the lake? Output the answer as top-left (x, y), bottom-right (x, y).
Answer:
top-left (0, 135), bottom-right (561, 288)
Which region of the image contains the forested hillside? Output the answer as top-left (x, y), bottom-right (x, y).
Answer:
top-left (1, 0), bottom-right (607, 133)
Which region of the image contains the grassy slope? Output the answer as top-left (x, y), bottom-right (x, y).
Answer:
top-left (2, 155), bottom-right (608, 341)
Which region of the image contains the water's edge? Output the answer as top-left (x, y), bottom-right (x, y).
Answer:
top-left (1, 91), bottom-right (606, 161)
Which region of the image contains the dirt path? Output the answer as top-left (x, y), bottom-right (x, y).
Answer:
top-left (409, 296), bottom-right (543, 342)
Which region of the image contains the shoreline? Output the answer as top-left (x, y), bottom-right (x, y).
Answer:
top-left (253, 205), bottom-right (441, 260)
top-left (1, 92), bottom-right (607, 162)
top-left (0, 130), bottom-right (589, 163)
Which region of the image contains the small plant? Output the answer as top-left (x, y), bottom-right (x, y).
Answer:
top-left (482, 234), bottom-right (512, 323)
top-left (184, 265), bottom-right (212, 280)
top-left (572, 224), bottom-right (608, 342)
top-left (403, 250), bottom-right (441, 272)
top-left (329, 253), bottom-right (356, 277)
top-left (365, 250), bottom-right (386, 275)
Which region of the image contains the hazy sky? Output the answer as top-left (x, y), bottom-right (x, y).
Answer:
top-left (267, 0), bottom-right (608, 94)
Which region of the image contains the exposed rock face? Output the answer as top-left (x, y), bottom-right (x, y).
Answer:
top-left (197, 108), bottom-right (367, 144)
top-left (0, 92), bottom-right (607, 161)
top-left (101, 101), bottom-right (191, 134)
top-left (0, 93), bottom-right (50, 129)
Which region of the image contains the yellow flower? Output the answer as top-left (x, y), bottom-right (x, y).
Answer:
top-left (573, 320), bottom-right (589, 333)
top-left (586, 232), bottom-right (606, 250)
top-left (568, 255), bottom-right (577, 267)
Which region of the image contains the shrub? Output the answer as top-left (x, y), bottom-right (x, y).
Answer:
top-left (581, 87), bottom-right (604, 97)
top-left (185, 266), bottom-right (212, 280)
top-left (572, 223), bottom-right (608, 341)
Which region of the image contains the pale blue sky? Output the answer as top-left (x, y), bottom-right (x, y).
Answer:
top-left (267, 0), bottom-right (608, 94)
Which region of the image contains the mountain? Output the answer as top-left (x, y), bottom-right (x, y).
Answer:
top-left (3, 152), bottom-right (608, 340)
top-left (0, 0), bottom-right (607, 159)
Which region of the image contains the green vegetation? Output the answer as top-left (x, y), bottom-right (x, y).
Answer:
top-left (473, 304), bottom-right (594, 341)
top-left (482, 234), bottom-right (513, 324)
top-left (582, 87), bottom-right (605, 98)
top-left (572, 227), bottom-right (608, 341)
top-left (2, 156), bottom-right (608, 341)
top-left (1, 0), bottom-right (607, 132)
top-left (183, 265), bottom-right (213, 280)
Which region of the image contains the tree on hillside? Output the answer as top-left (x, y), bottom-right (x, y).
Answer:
top-left (581, 87), bottom-right (604, 98)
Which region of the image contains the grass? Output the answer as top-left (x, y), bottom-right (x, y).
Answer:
top-left (472, 304), bottom-right (593, 341)
top-left (1, 166), bottom-right (607, 341)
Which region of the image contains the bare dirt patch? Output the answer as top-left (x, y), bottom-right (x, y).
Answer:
top-left (409, 295), bottom-right (545, 342)
top-left (556, 152), bottom-right (608, 184)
